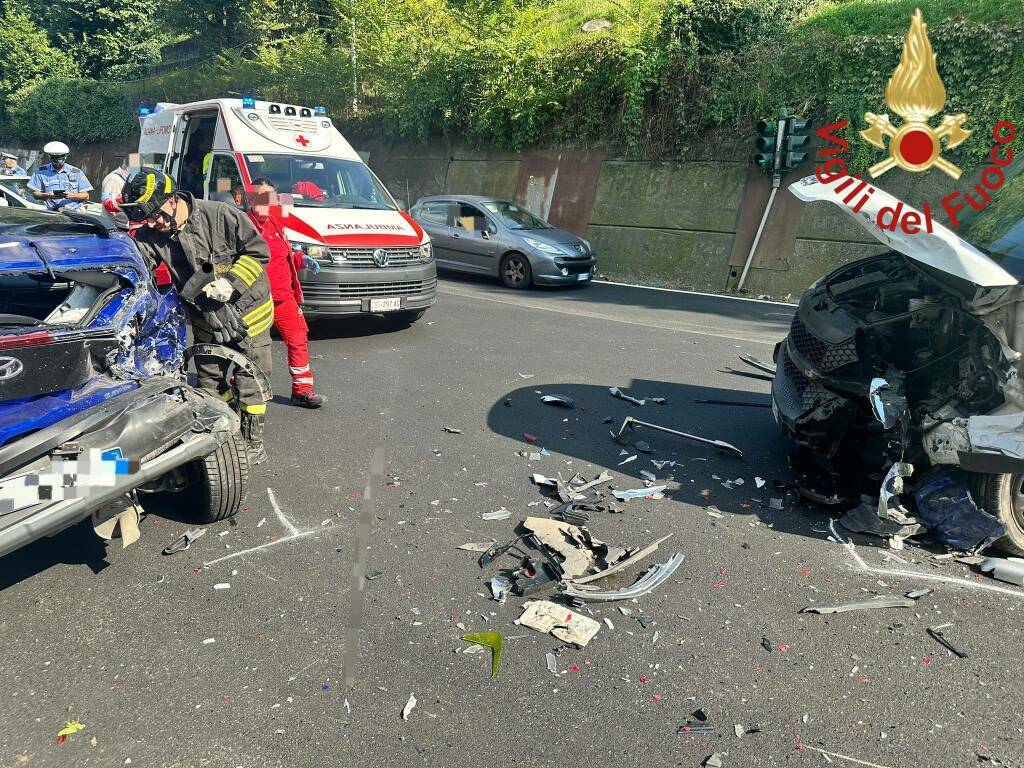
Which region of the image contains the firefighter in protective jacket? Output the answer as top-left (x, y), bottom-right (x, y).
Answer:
top-left (121, 168), bottom-right (274, 464)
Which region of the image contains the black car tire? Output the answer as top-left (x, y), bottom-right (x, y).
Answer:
top-left (384, 309), bottom-right (425, 327)
top-left (969, 472), bottom-right (1024, 556)
top-left (500, 253), bottom-right (532, 289)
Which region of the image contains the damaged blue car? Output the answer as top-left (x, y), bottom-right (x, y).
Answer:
top-left (0, 207), bottom-right (257, 557)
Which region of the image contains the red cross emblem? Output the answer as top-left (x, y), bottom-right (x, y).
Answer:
top-left (295, 135), bottom-right (310, 147)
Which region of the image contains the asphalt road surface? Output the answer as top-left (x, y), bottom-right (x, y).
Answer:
top-left (2, 276), bottom-right (1022, 768)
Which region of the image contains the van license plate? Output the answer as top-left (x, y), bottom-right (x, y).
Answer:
top-left (371, 298), bottom-right (402, 312)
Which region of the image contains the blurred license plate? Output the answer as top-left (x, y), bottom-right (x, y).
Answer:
top-left (370, 298), bottom-right (402, 311)
top-left (577, 273), bottom-right (590, 282)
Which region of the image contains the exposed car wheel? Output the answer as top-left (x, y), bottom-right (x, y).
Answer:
top-left (970, 473), bottom-right (1024, 556)
top-left (383, 310), bottom-right (425, 327)
top-left (500, 253), bottom-right (532, 289)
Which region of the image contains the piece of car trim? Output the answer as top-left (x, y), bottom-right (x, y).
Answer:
top-left (563, 552), bottom-right (684, 600)
top-left (569, 534), bottom-right (674, 585)
top-left (801, 595), bottom-right (916, 614)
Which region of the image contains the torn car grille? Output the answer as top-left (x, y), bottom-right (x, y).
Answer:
top-left (789, 315), bottom-right (858, 372)
top-left (775, 346), bottom-right (831, 414)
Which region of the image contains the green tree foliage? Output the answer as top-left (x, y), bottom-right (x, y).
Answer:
top-left (20, 0), bottom-right (164, 79)
top-left (0, 7), bottom-right (78, 105)
top-left (3, 0), bottom-right (1023, 173)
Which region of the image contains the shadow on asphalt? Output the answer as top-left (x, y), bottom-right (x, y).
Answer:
top-left (0, 519), bottom-right (109, 590)
top-left (438, 270), bottom-right (796, 333)
top-left (303, 314), bottom-right (416, 341)
top-left (486, 379), bottom-right (840, 541)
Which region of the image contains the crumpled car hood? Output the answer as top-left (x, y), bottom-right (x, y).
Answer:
top-left (789, 175), bottom-right (1018, 288)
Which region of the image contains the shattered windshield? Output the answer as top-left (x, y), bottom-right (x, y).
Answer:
top-left (961, 157), bottom-right (1024, 276)
top-left (242, 154), bottom-right (397, 210)
top-left (481, 200), bottom-right (550, 230)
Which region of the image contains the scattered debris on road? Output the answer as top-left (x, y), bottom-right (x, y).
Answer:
top-left (611, 415), bottom-right (743, 458)
top-left (162, 527), bottom-right (206, 555)
top-left (402, 693), bottom-right (417, 720)
top-left (481, 509), bottom-right (512, 521)
top-left (56, 720), bottom-right (86, 745)
top-left (540, 394), bottom-right (576, 408)
top-left (442, 426), bottom-right (462, 434)
top-left (515, 600), bottom-right (601, 647)
top-left (980, 556), bottom-right (1024, 586)
top-left (609, 386), bottom-right (646, 406)
top-left (461, 631), bottom-right (503, 677)
top-left (801, 595), bottom-right (916, 614)
top-left (926, 623), bottom-right (968, 658)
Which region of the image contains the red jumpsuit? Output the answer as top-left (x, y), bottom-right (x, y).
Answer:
top-left (248, 212), bottom-right (314, 396)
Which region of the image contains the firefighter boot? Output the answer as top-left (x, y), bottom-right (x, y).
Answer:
top-left (241, 411), bottom-right (268, 466)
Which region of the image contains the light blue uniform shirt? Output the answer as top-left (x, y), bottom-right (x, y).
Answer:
top-left (28, 163), bottom-right (93, 211)
top-left (0, 164), bottom-right (26, 176)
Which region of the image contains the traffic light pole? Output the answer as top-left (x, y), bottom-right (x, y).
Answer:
top-left (737, 113), bottom-right (787, 293)
top-left (736, 171), bottom-right (781, 292)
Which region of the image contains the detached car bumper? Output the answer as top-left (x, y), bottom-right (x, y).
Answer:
top-left (298, 262), bottom-right (438, 317)
top-left (532, 254), bottom-right (596, 285)
top-left (0, 378), bottom-right (236, 558)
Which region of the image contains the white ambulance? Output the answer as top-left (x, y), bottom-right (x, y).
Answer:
top-left (137, 97), bottom-right (435, 324)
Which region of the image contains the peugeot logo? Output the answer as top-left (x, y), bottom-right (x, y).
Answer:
top-left (372, 248), bottom-right (390, 267)
top-left (0, 356), bottom-right (23, 382)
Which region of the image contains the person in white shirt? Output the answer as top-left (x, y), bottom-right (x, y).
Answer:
top-left (101, 158), bottom-right (130, 202)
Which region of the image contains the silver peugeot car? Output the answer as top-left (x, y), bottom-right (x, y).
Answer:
top-left (410, 195), bottom-right (596, 288)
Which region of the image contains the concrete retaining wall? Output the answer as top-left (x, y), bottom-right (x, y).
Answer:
top-left (4, 133), bottom-right (980, 300)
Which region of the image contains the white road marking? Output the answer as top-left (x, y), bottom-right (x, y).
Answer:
top-left (202, 529), bottom-right (319, 567)
top-left (437, 283), bottom-right (782, 346)
top-left (829, 520), bottom-right (1024, 600)
top-left (267, 487), bottom-right (299, 537)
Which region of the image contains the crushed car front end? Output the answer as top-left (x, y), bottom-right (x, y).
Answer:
top-left (774, 174), bottom-right (1024, 552)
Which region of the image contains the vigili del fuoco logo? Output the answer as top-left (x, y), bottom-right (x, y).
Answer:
top-left (813, 8), bottom-right (1016, 233)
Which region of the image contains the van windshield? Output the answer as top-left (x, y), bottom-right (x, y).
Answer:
top-left (243, 154), bottom-right (397, 210)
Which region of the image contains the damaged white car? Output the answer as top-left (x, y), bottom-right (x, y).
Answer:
top-left (773, 171), bottom-right (1024, 553)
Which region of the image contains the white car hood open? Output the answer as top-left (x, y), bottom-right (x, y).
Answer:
top-left (790, 175), bottom-right (1017, 288)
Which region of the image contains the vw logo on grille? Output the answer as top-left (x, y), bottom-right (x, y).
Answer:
top-left (372, 248), bottom-right (390, 267)
top-left (0, 356), bottom-right (24, 381)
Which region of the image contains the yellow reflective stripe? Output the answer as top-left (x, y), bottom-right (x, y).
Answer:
top-left (241, 403), bottom-right (266, 414)
top-left (163, 174), bottom-right (172, 193)
top-left (237, 255), bottom-right (263, 274)
top-left (243, 298), bottom-right (274, 324)
top-left (234, 256), bottom-right (260, 276)
top-left (136, 173), bottom-right (156, 203)
top-left (229, 264), bottom-right (257, 287)
top-left (247, 317), bottom-right (273, 337)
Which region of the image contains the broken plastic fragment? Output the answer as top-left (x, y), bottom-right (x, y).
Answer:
top-left (523, 433), bottom-right (539, 444)
top-left (635, 441), bottom-right (652, 453)
top-left (515, 600), bottom-right (601, 647)
top-left (442, 426), bottom-right (462, 434)
top-left (461, 632), bottom-right (503, 677)
top-left (613, 485), bottom-right (667, 501)
top-left (402, 693), bottom-right (417, 720)
top-left (609, 386), bottom-right (645, 406)
top-left (704, 753), bottom-right (724, 768)
top-left (640, 470), bottom-right (656, 482)
top-left (769, 498), bottom-right (783, 510)
top-left (458, 541), bottom-right (497, 553)
top-left (563, 553), bottom-right (684, 601)
top-left (754, 477), bottom-right (766, 489)
top-left (56, 720), bottom-right (85, 745)
top-left (546, 652), bottom-right (558, 675)
top-left (489, 576), bottom-right (512, 603)
top-left (162, 527), bottom-right (206, 555)
top-left (618, 454), bottom-right (637, 466)
top-left (541, 394), bottom-right (576, 408)
top-left (801, 595), bottom-right (916, 614)
top-left (481, 509), bottom-right (512, 521)
top-left (878, 461), bottom-right (914, 518)
top-left (980, 557), bottom-right (1024, 586)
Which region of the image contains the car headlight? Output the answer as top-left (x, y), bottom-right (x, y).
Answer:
top-left (524, 237), bottom-right (562, 255)
top-left (418, 240), bottom-right (433, 262)
top-left (298, 243), bottom-right (331, 261)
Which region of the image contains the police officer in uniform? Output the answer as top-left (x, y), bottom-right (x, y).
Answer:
top-left (120, 168), bottom-right (274, 464)
top-left (28, 141), bottom-right (93, 211)
top-left (1, 152), bottom-right (26, 176)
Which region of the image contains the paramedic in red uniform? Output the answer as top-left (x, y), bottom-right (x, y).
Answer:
top-left (248, 178), bottom-right (325, 408)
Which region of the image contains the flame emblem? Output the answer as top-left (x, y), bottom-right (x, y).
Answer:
top-left (860, 9), bottom-right (971, 179)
